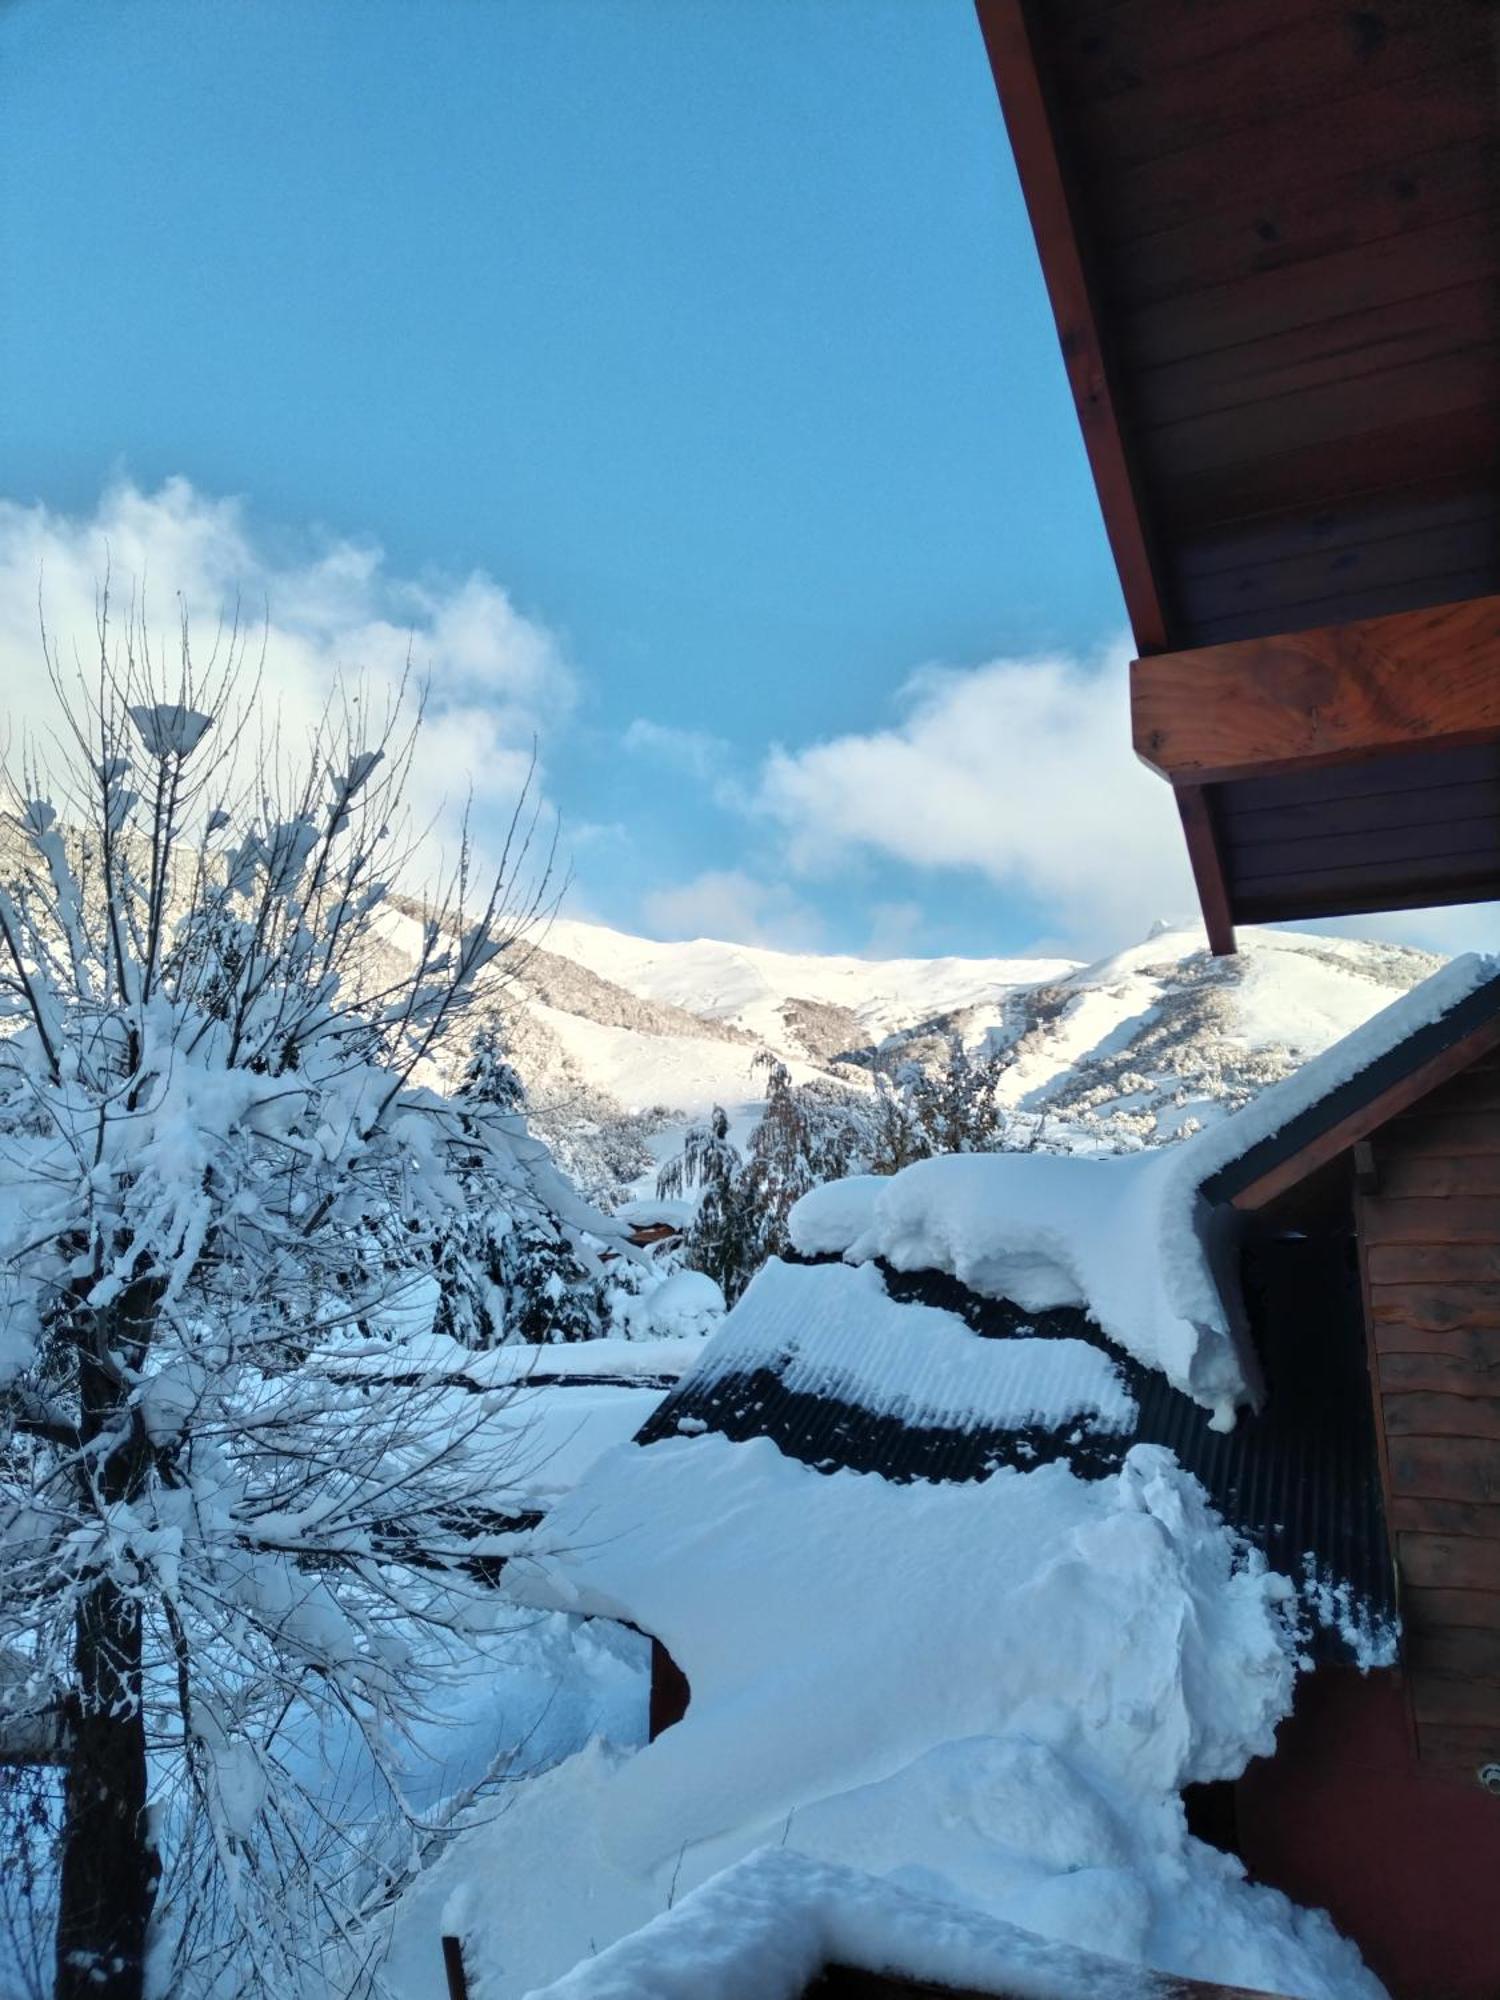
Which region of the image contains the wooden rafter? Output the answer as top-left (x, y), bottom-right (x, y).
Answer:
top-left (1133, 593), bottom-right (1500, 785)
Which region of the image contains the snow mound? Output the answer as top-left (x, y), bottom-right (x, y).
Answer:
top-left (790, 1151), bottom-right (1241, 1424)
top-left (639, 1268), bottom-right (725, 1339)
top-left (520, 1845), bottom-right (1218, 2000)
top-left (402, 1432), bottom-right (1380, 1999)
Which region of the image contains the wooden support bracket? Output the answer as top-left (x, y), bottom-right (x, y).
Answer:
top-left (1133, 594), bottom-right (1500, 785)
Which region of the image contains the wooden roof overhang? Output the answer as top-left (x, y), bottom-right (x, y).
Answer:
top-left (976, 1), bottom-right (1500, 952)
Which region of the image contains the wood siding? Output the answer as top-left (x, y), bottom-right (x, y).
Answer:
top-left (1357, 1051), bottom-right (1500, 1780)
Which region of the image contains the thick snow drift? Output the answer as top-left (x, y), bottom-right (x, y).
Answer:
top-left (393, 1428), bottom-right (1382, 2000)
top-left (520, 1846), bottom-right (1228, 2000)
top-left (792, 952), bottom-right (1499, 1425)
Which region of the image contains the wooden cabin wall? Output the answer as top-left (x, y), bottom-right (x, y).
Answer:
top-left (1355, 1052), bottom-right (1500, 1784)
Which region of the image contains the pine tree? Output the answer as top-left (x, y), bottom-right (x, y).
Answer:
top-left (431, 1025), bottom-right (606, 1347)
top-left (741, 1055), bottom-right (861, 1265)
top-left (657, 1105), bottom-right (758, 1304)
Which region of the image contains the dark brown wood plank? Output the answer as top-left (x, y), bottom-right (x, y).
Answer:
top-left (974, 0), bottom-right (1170, 652)
top-left (1084, 59), bottom-right (1492, 241)
top-left (1368, 1245), bottom-right (1500, 1285)
top-left (1380, 1345), bottom-right (1500, 1395)
top-left (1156, 405), bottom-right (1500, 538)
top-left (1410, 1673), bottom-right (1500, 1728)
top-left (1360, 1197), bottom-right (1500, 1247)
top-left (1134, 282), bottom-right (1494, 431)
top-left (1123, 215), bottom-right (1489, 371)
top-left (1187, 565), bottom-right (1500, 647)
top-left (1223, 739), bottom-right (1500, 813)
top-left (1414, 1718), bottom-right (1500, 1773)
top-left (1401, 1530), bottom-right (1500, 1591)
top-left (1387, 1436), bottom-right (1500, 1504)
top-left (1219, 777), bottom-right (1500, 847)
top-left (1117, 139), bottom-right (1492, 311)
top-left (1233, 871), bottom-right (1500, 925)
top-left (1230, 850), bottom-right (1500, 915)
top-left (1385, 1115), bottom-right (1500, 1160)
top-left (1056, 6), bottom-right (1479, 173)
top-left (1132, 594), bottom-right (1500, 784)
top-left (1383, 1392), bottom-right (1500, 1441)
top-left (1390, 1496), bottom-right (1500, 1540)
top-left (1404, 1585), bottom-right (1500, 1633)
top-left (1407, 1624), bottom-right (1500, 1682)
top-left (1052, 0), bottom-right (1452, 110)
top-left (1230, 815), bottom-right (1500, 886)
top-left (1178, 486), bottom-right (1496, 584)
top-left (1148, 346), bottom-right (1498, 492)
top-left (1376, 1152), bottom-right (1500, 1192)
top-left (1371, 1283), bottom-right (1500, 1330)
top-left (1179, 513), bottom-right (1500, 645)
top-left (1376, 1155), bottom-right (1500, 1200)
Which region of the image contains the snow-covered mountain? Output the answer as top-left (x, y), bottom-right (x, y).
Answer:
top-left (449, 914), bottom-right (1444, 1194)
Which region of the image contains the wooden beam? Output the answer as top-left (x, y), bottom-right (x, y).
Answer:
top-left (974, 0), bottom-right (1171, 654)
top-left (1231, 1012), bottom-right (1500, 1213)
top-left (1133, 593), bottom-right (1500, 784)
top-left (1174, 783), bottom-right (1236, 955)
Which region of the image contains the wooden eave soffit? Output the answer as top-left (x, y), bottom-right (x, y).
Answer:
top-left (1132, 594), bottom-right (1500, 787)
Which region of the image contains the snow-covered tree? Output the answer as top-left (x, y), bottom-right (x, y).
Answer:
top-left (430, 1025), bottom-right (608, 1347)
top-left (656, 1105), bottom-right (759, 1304)
top-left (0, 606), bottom-right (607, 1998)
top-left (740, 1056), bottom-right (861, 1266)
top-left (868, 1036), bottom-right (1014, 1170)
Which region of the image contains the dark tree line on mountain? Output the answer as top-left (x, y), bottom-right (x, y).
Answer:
top-left (660, 1039), bottom-right (1036, 1302)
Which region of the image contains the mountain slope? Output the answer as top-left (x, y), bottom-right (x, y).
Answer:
top-left (475, 917), bottom-right (1444, 1188)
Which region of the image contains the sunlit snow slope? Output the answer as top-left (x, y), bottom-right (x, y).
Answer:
top-left (422, 912), bottom-right (1443, 1193)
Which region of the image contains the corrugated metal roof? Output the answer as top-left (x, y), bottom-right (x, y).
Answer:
top-left (636, 1239), bottom-right (1394, 1665)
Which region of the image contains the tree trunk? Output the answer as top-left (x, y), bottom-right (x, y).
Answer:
top-left (55, 1577), bottom-right (157, 2000)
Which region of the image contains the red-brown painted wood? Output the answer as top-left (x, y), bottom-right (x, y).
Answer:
top-left (973, 0), bottom-right (1170, 653)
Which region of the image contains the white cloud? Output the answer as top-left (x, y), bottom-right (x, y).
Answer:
top-left (622, 718), bottom-right (728, 782)
top-left (757, 644), bottom-right (1193, 953)
top-left (641, 869), bottom-right (824, 950)
top-left (1281, 905), bottom-right (1500, 960)
top-left (0, 476), bottom-right (575, 877)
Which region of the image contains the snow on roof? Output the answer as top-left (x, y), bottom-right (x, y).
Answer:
top-left (791, 953), bottom-right (1500, 1427)
top-left (518, 1846), bottom-right (1212, 2000)
top-left (432, 1433), bottom-right (1381, 1999)
top-left (683, 1257), bottom-right (1136, 1440)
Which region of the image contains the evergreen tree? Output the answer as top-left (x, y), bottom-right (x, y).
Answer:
top-left (657, 1105), bottom-right (758, 1304)
top-left (430, 1024), bottom-right (607, 1347)
top-left (741, 1055), bottom-right (861, 1264)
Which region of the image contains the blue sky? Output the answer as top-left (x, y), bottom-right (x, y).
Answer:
top-left (1, 1), bottom-right (1481, 961)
